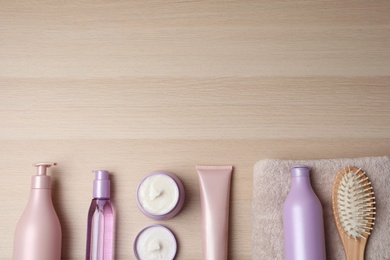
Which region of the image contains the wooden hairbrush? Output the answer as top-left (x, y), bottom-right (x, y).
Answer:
top-left (332, 166), bottom-right (376, 260)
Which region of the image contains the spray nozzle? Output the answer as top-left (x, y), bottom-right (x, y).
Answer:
top-left (33, 162), bottom-right (57, 176)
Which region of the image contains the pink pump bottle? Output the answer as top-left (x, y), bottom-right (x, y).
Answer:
top-left (13, 162), bottom-right (62, 260)
top-left (283, 165), bottom-right (326, 260)
top-left (85, 170), bottom-right (114, 260)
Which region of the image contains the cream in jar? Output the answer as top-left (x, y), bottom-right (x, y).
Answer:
top-left (134, 224), bottom-right (177, 260)
top-left (136, 171), bottom-right (185, 220)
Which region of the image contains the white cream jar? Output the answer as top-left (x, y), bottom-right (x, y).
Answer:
top-left (136, 171), bottom-right (185, 220)
top-left (133, 224), bottom-right (177, 260)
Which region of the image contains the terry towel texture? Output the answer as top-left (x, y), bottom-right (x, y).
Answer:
top-left (252, 156), bottom-right (390, 260)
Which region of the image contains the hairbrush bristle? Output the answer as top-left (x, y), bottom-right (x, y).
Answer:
top-left (332, 166), bottom-right (376, 239)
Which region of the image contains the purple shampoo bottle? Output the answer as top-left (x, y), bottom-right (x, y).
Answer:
top-left (86, 170), bottom-right (114, 260)
top-left (283, 165), bottom-right (326, 260)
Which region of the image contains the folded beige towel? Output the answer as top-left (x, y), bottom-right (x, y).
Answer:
top-left (252, 156), bottom-right (390, 259)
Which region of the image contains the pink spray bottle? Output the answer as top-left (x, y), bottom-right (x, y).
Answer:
top-left (13, 162), bottom-right (62, 260)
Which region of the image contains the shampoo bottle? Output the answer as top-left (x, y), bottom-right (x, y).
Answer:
top-left (283, 165), bottom-right (326, 260)
top-left (86, 170), bottom-right (114, 260)
top-left (13, 162), bottom-right (62, 260)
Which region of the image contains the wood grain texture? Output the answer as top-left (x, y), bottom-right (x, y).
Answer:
top-left (1, 1), bottom-right (390, 259)
top-left (1, 1), bottom-right (390, 78)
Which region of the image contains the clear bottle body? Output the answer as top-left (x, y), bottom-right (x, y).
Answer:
top-left (86, 198), bottom-right (114, 260)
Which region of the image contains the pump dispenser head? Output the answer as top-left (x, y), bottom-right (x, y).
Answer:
top-left (93, 170), bottom-right (110, 199)
top-left (34, 162), bottom-right (57, 175)
top-left (31, 162), bottom-right (57, 189)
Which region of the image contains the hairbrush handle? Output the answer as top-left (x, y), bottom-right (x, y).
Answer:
top-left (343, 233), bottom-right (367, 260)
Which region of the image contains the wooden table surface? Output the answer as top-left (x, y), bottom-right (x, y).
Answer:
top-left (1, 1), bottom-right (390, 259)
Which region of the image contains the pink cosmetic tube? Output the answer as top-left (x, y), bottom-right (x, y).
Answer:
top-left (196, 165), bottom-right (233, 260)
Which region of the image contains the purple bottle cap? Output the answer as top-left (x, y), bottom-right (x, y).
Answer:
top-left (93, 170), bottom-right (110, 198)
top-left (290, 165), bottom-right (310, 177)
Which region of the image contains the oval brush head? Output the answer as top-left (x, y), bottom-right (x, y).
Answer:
top-left (332, 166), bottom-right (376, 259)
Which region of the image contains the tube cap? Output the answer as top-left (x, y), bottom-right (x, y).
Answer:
top-left (93, 170), bottom-right (110, 198)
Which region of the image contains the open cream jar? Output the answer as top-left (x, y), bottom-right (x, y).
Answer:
top-left (136, 171), bottom-right (185, 220)
top-left (133, 224), bottom-right (177, 260)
